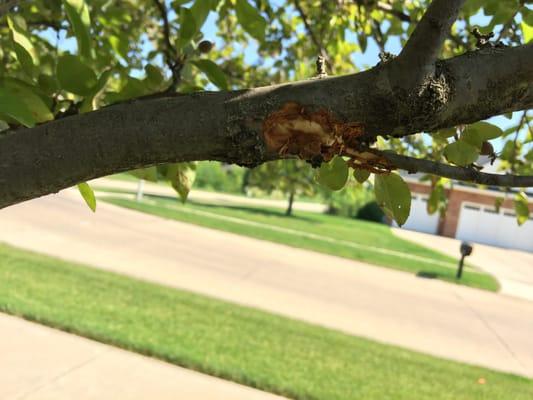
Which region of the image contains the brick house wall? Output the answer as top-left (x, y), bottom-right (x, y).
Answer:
top-left (406, 181), bottom-right (533, 238)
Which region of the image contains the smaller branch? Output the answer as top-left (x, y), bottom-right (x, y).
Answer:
top-left (371, 1), bottom-right (468, 52)
top-left (152, 0), bottom-right (183, 92)
top-left (376, 1), bottom-right (411, 23)
top-left (371, 150), bottom-right (533, 187)
top-left (395, 0), bottom-right (466, 87)
top-left (371, 19), bottom-right (386, 53)
top-left (495, 5), bottom-right (521, 43)
top-left (509, 110), bottom-right (528, 173)
top-left (447, 32), bottom-right (468, 50)
top-left (293, 0), bottom-right (331, 70)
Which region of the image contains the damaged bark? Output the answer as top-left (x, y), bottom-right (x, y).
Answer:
top-left (0, 31), bottom-right (532, 208)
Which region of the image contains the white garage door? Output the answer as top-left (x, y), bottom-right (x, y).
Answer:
top-left (456, 203), bottom-right (533, 252)
top-left (398, 194), bottom-right (440, 234)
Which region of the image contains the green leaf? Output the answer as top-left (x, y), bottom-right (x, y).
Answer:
top-left (189, 0), bottom-right (217, 32)
top-left (235, 0), bottom-right (267, 42)
top-left (38, 73), bottom-right (59, 95)
top-left (353, 168), bottom-right (370, 184)
top-left (79, 69), bottom-right (112, 113)
top-left (77, 182), bottom-right (96, 212)
top-left (105, 76), bottom-right (149, 104)
top-left (0, 79), bottom-right (53, 127)
top-left (514, 191), bottom-right (530, 226)
top-left (191, 59), bottom-right (228, 90)
top-left (177, 7), bottom-right (197, 49)
top-left (357, 33), bottom-right (367, 53)
top-left (374, 172), bottom-right (411, 226)
top-left (172, 0), bottom-right (193, 6)
top-left (130, 166), bottom-right (159, 182)
top-left (316, 156), bottom-right (349, 191)
top-left (57, 54), bottom-right (97, 96)
top-left (461, 121), bottom-right (503, 149)
top-left (500, 140), bottom-right (518, 161)
top-left (7, 15), bottom-right (38, 76)
top-left (145, 64), bottom-right (165, 90)
top-left (161, 163), bottom-right (197, 203)
top-left (521, 21), bottom-right (532, 44)
top-left (443, 141), bottom-right (479, 166)
top-left (427, 184), bottom-right (445, 215)
top-left (109, 34), bottom-right (129, 60)
top-left (63, 0), bottom-right (93, 59)
top-left (433, 127), bottom-right (456, 141)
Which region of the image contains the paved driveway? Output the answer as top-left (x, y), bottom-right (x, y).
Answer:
top-left (393, 228), bottom-right (533, 302)
top-left (1, 191), bottom-right (533, 379)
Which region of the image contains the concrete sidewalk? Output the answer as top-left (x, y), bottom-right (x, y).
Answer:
top-left (1, 191), bottom-right (533, 378)
top-left (0, 313), bottom-right (285, 400)
top-left (393, 228), bottom-right (533, 302)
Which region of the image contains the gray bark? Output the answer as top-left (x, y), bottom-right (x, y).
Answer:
top-left (0, 44), bottom-right (532, 209)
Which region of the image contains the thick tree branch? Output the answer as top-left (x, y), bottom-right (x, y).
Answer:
top-left (0, 44), bottom-right (531, 209)
top-left (393, 0), bottom-right (465, 88)
top-left (371, 150), bottom-right (533, 187)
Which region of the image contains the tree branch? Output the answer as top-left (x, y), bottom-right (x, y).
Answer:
top-left (152, 0), bottom-right (183, 91)
top-left (293, 0), bottom-right (331, 69)
top-left (393, 0), bottom-right (466, 88)
top-left (371, 150), bottom-right (533, 187)
top-left (376, 1), bottom-right (411, 23)
top-left (0, 0), bottom-right (21, 17)
top-left (0, 44), bottom-right (531, 209)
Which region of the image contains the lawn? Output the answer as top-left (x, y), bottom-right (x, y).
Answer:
top-left (100, 193), bottom-right (499, 291)
top-left (0, 243), bottom-right (530, 400)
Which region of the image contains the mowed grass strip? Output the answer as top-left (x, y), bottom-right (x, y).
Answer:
top-left (0, 243), bottom-right (529, 400)
top-left (101, 194), bottom-right (499, 292)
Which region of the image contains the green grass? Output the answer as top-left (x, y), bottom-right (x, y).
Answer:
top-left (0, 243), bottom-right (530, 400)
top-left (101, 193), bottom-right (499, 292)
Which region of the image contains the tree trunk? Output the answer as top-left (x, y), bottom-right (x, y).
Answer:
top-left (286, 191), bottom-right (295, 216)
top-left (135, 179), bottom-right (145, 202)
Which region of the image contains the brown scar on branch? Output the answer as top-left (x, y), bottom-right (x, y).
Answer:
top-left (344, 148), bottom-right (395, 174)
top-left (263, 102), bottom-right (364, 163)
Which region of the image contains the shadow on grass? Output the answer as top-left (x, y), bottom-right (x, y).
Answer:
top-left (416, 271), bottom-right (440, 280)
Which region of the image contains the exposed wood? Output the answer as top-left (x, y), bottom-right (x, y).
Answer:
top-left (1, 44), bottom-right (531, 209)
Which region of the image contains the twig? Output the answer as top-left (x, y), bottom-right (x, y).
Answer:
top-left (152, 0), bottom-right (183, 92)
top-left (495, 6), bottom-right (521, 43)
top-left (509, 111), bottom-right (528, 173)
top-left (376, 1), bottom-right (411, 23)
top-left (371, 19), bottom-right (386, 53)
top-left (293, 0), bottom-right (332, 71)
top-left (368, 149), bottom-right (533, 187)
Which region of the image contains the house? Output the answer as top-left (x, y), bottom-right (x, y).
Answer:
top-left (401, 176), bottom-right (533, 253)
